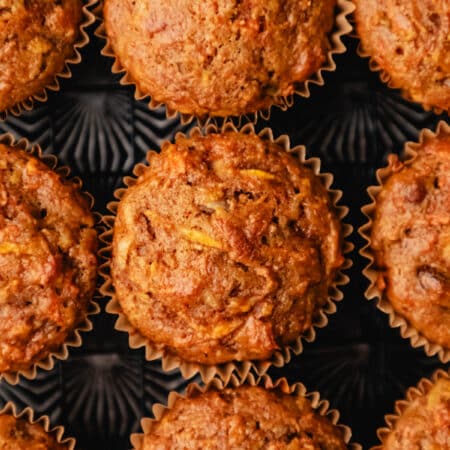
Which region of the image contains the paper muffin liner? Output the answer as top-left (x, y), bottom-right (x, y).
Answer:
top-left (95, 0), bottom-right (354, 125)
top-left (130, 372), bottom-right (361, 450)
top-left (99, 122), bottom-right (353, 384)
top-left (0, 0), bottom-right (98, 121)
top-left (0, 402), bottom-right (76, 449)
top-left (0, 133), bottom-right (101, 385)
top-left (359, 120), bottom-right (450, 363)
top-left (372, 368), bottom-right (450, 449)
top-left (354, 13), bottom-right (448, 116)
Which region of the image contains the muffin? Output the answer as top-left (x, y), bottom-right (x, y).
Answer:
top-left (0, 0), bottom-right (83, 113)
top-left (136, 385), bottom-right (349, 449)
top-left (103, 0), bottom-right (339, 117)
top-left (0, 413), bottom-right (70, 450)
top-left (354, 0), bottom-right (450, 112)
top-left (0, 142), bottom-right (97, 374)
top-left (110, 130), bottom-right (344, 366)
top-left (368, 133), bottom-right (450, 351)
top-left (376, 372), bottom-right (450, 450)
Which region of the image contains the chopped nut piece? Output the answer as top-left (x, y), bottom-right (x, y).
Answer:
top-left (0, 242), bottom-right (22, 254)
top-left (427, 378), bottom-right (450, 408)
top-left (25, 158), bottom-right (41, 175)
top-left (209, 320), bottom-right (242, 338)
top-left (180, 228), bottom-right (223, 249)
top-left (240, 169), bottom-right (277, 180)
top-left (149, 261), bottom-right (158, 276)
top-left (228, 298), bottom-right (253, 314)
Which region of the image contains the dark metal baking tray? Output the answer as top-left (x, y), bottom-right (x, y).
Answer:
top-left (0, 18), bottom-right (449, 450)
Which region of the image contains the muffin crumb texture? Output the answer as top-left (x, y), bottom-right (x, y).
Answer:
top-left (371, 135), bottom-right (450, 350)
top-left (112, 132), bottom-right (343, 365)
top-left (141, 386), bottom-right (348, 450)
top-left (0, 414), bottom-right (69, 450)
top-left (384, 377), bottom-right (450, 449)
top-left (0, 0), bottom-right (82, 111)
top-left (0, 144), bottom-right (97, 373)
top-left (104, 0), bottom-right (336, 116)
top-left (354, 0), bottom-right (450, 111)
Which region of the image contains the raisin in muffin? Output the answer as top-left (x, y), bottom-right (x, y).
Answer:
top-left (0, 143), bottom-right (97, 374)
top-left (370, 134), bottom-right (450, 350)
top-left (380, 375), bottom-right (450, 449)
top-left (111, 131), bottom-right (343, 365)
top-left (354, 0), bottom-right (450, 112)
top-left (0, 413), bottom-right (69, 450)
top-left (0, 0), bottom-right (83, 112)
top-left (137, 385), bottom-right (348, 450)
top-left (103, 0), bottom-right (337, 117)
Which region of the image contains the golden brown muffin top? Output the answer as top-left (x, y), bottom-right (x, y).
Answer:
top-left (0, 0), bottom-right (82, 112)
top-left (383, 377), bottom-right (450, 450)
top-left (140, 385), bottom-right (348, 450)
top-left (104, 0), bottom-right (336, 117)
top-left (0, 144), bottom-right (97, 373)
top-left (112, 132), bottom-right (343, 365)
top-left (371, 135), bottom-right (450, 349)
top-left (354, 0), bottom-right (450, 112)
top-left (0, 414), bottom-right (69, 450)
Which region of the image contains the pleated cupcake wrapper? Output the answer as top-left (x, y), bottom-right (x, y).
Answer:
top-left (359, 120), bottom-right (450, 363)
top-left (0, 402), bottom-right (75, 449)
top-left (0, 133), bottom-right (101, 385)
top-left (99, 122), bottom-right (353, 384)
top-left (0, 0), bottom-right (98, 121)
top-left (95, 0), bottom-right (354, 125)
top-left (131, 372), bottom-right (361, 450)
top-left (371, 368), bottom-right (450, 449)
top-left (354, 15), bottom-right (448, 116)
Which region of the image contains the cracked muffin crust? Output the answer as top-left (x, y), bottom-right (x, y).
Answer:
top-left (103, 0), bottom-right (336, 117)
top-left (138, 385), bottom-right (348, 450)
top-left (370, 135), bottom-right (450, 350)
top-left (112, 132), bottom-right (343, 365)
top-left (354, 0), bottom-right (450, 112)
top-left (0, 144), bottom-right (97, 373)
top-left (382, 376), bottom-right (450, 450)
top-left (0, 0), bottom-right (83, 112)
top-left (0, 414), bottom-right (69, 450)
